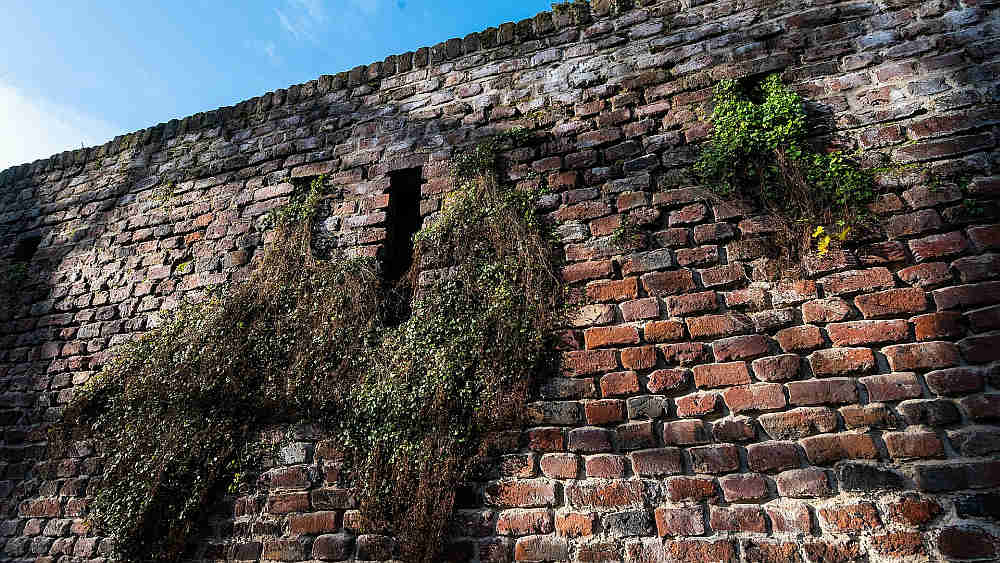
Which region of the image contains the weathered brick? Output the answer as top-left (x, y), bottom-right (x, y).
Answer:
top-left (665, 291), bottom-right (718, 316)
top-left (621, 298), bottom-right (659, 322)
top-left (774, 325), bottom-right (824, 352)
top-left (723, 383), bottom-right (787, 414)
top-left (687, 314), bottom-right (753, 339)
top-left (712, 334), bottom-right (770, 362)
top-left (497, 508), bottom-right (554, 536)
top-left (912, 311), bottom-right (964, 341)
top-left (908, 231), bottom-right (970, 262)
top-left (647, 368), bottom-right (688, 393)
top-left (860, 372), bottom-right (923, 402)
top-left (800, 433), bottom-right (878, 464)
top-left (787, 378), bottom-right (858, 405)
top-left (600, 371), bottom-right (640, 397)
top-left (631, 448), bottom-right (683, 477)
top-left (566, 480), bottom-right (646, 509)
top-left (585, 325), bottom-right (640, 349)
top-left (642, 270), bottom-right (696, 296)
top-left (819, 267), bottom-right (895, 296)
top-left (621, 346), bottom-right (656, 370)
top-left (644, 320), bottom-right (686, 343)
top-left (689, 444), bottom-right (741, 474)
top-left (719, 473), bottom-right (768, 502)
top-left (555, 511), bottom-right (595, 537)
top-left (883, 341), bottom-right (961, 371)
top-left (568, 427), bottom-right (613, 453)
top-left (775, 468), bottom-right (831, 498)
top-left (663, 420), bottom-right (712, 446)
top-left (675, 391), bottom-right (721, 417)
top-left (514, 535), bottom-right (567, 561)
top-left (751, 354), bottom-right (801, 382)
top-left (884, 431), bottom-right (944, 459)
top-left (801, 297), bottom-right (853, 323)
top-left (760, 407), bottom-right (838, 440)
top-left (562, 349), bottom-right (618, 376)
top-left (692, 362), bottom-right (751, 388)
top-left (827, 320), bottom-right (908, 346)
top-left (747, 441), bottom-right (800, 473)
top-left (586, 277), bottom-right (640, 302)
top-left (819, 502), bottom-right (881, 533)
top-left (585, 454), bottom-right (627, 478)
top-left (808, 347), bottom-right (876, 376)
top-left (540, 453), bottom-right (579, 479)
top-left (654, 506), bottom-right (706, 537)
top-left (484, 479), bottom-right (557, 508)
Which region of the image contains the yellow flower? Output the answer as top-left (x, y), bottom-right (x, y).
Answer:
top-left (837, 227), bottom-right (851, 241)
top-left (811, 225), bottom-right (825, 238)
top-left (817, 235), bottom-right (831, 256)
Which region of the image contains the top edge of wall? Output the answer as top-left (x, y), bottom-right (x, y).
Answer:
top-left (0, 0), bottom-right (673, 185)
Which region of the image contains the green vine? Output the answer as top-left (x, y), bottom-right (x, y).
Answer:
top-left (53, 133), bottom-right (560, 563)
top-left (695, 74), bottom-right (877, 258)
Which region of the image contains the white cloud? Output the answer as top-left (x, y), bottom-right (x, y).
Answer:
top-left (0, 82), bottom-right (122, 171)
top-left (276, 0), bottom-right (329, 42)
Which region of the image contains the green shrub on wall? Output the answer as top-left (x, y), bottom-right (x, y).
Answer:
top-left (53, 132), bottom-right (561, 563)
top-left (695, 74), bottom-right (876, 258)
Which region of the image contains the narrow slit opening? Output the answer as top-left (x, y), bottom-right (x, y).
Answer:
top-left (383, 167), bottom-right (423, 324)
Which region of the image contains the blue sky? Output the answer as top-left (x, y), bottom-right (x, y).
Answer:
top-left (1, 0), bottom-right (551, 170)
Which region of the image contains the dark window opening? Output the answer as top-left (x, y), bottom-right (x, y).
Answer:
top-left (13, 235), bottom-right (41, 263)
top-left (383, 167), bottom-right (424, 324)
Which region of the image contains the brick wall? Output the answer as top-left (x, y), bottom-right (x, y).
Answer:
top-left (2, 0), bottom-right (999, 561)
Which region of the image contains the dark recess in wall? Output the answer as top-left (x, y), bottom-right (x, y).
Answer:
top-left (12, 235), bottom-right (41, 262)
top-left (384, 167), bottom-right (424, 323)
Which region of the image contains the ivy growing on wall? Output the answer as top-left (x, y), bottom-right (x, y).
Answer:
top-left (695, 74), bottom-right (877, 258)
top-left (53, 130), bottom-right (561, 562)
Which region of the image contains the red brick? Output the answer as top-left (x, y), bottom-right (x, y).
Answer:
top-left (631, 448), bottom-right (683, 477)
top-left (497, 508), bottom-right (554, 536)
top-left (909, 231), bottom-right (970, 262)
top-left (937, 526), bottom-right (998, 560)
top-left (642, 270), bottom-right (696, 296)
top-left (644, 320), bottom-right (685, 342)
top-left (712, 334), bottom-right (769, 362)
top-left (885, 494), bottom-right (942, 527)
top-left (861, 372), bottom-right (923, 402)
top-left (854, 288), bottom-right (927, 318)
top-left (827, 320), bottom-right (908, 346)
top-left (883, 341), bottom-right (961, 371)
top-left (808, 347), bottom-right (876, 376)
top-left (968, 224), bottom-right (1000, 250)
top-left (710, 505), bottom-right (767, 533)
top-left (289, 511), bottom-right (339, 535)
top-left (600, 371), bottom-right (640, 396)
top-left (801, 297), bottom-right (853, 323)
top-left (526, 427), bottom-right (564, 452)
top-left (766, 501), bottom-right (813, 533)
top-left (819, 502), bottom-right (881, 533)
top-left (485, 480), bottom-right (557, 508)
top-left (953, 253), bottom-right (1000, 283)
top-left (561, 349), bottom-right (618, 376)
top-left (675, 392), bottom-right (721, 417)
top-left (655, 506), bottom-right (706, 537)
top-left (567, 427), bottom-right (612, 453)
top-left (692, 362), bottom-right (751, 388)
top-left (571, 304), bottom-right (615, 328)
top-left (719, 473), bottom-right (768, 502)
top-left (586, 277), bottom-right (640, 302)
top-left (687, 314), bottom-right (753, 339)
top-left (658, 342), bottom-right (711, 365)
top-left (746, 441), bottom-right (800, 473)
top-left (562, 260), bottom-right (614, 283)
top-left (884, 431), bottom-right (943, 459)
top-left (585, 325), bottom-right (640, 349)
top-left (723, 383), bottom-right (787, 414)
top-left (771, 280), bottom-right (818, 306)
top-left (899, 262), bottom-right (953, 288)
top-left (616, 420), bottom-right (657, 450)
top-left (664, 476), bottom-right (717, 502)
top-left (699, 262), bottom-right (747, 288)
top-left (621, 346), bottom-right (656, 370)
top-left (802, 540), bottom-right (862, 563)
top-left (676, 245), bottom-right (720, 267)
top-left (787, 378), bottom-right (858, 405)
top-left (713, 416), bottom-right (756, 443)
top-left (775, 468), bottom-right (831, 498)
top-left (912, 312), bottom-right (964, 341)
top-left (925, 367), bottom-right (984, 396)
top-left (960, 393), bottom-right (1000, 422)
top-left (932, 281), bottom-right (1000, 310)
top-left (663, 420), bottom-right (712, 445)
top-left (584, 454), bottom-right (627, 478)
top-left (689, 444), bottom-right (740, 474)
top-left (775, 325), bottom-right (824, 352)
top-left (960, 333), bottom-right (1000, 364)
top-left (555, 512), bottom-right (594, 537)
top-left (669, 203), bottom-right (708, 226)
top-left (620, 298), bottom-right (659, 322)
top-left (539, 453), bottom-right (579, 479)
top-left (554, 201), bottom-right (610, 222)
top-left (869, 531), bottom-right (926, 559)
top-left (801, 433), bottom-right (878, 464)
top-left (647, 368), bottom-right (688, 393)
top-left (665, 291), bottom-right (718, 316)
top-left (585, 400), bottom-right (625, 425)
top-left (660, 540), bottom-right (737, 563)
top-left (751, 354), bottom-right (801, 382)
top-left (820, 267), bottom-right (895, 296)
top-left (565, 480), bottom-right (645, 510)
top-left (268, 492), bottom-right (309, 514)
top-left (760, 408), bottom-right (838, 440)
top-left (514, 535), bottom-right (567, 561)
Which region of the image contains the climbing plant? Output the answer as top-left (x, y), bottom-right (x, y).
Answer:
top-left (53, 130), bottom-right (561, 563)
top-left (695, 74), bottom-right (877, 258)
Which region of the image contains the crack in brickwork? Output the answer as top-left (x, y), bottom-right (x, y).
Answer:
top-left (1, 0), bottom-right (999, 561)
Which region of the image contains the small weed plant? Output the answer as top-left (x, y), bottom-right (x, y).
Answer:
top-left (695, 74), bottom-right (877, 258)
top-left (54, 132), bottom-right (561, 562)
